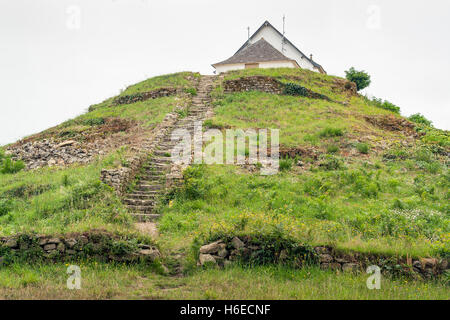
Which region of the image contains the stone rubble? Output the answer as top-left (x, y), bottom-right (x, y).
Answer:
top-left (7, 139), bottom-right (93, 170)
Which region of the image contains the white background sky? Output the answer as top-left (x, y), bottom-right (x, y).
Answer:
top-left (1, 0), bottom-right (449, 146)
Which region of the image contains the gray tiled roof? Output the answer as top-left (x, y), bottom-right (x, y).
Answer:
top-left (233, 20), bottom-right (325, 73)
top-left (212, 38), bottom-right (294, 66)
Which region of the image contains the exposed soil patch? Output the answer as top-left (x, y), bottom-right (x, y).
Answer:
top-left (135, 222), bottom-right (159, 239)
top-left (279, 146), bottom-right (320, 160)
top-left (364, 115), bottom-right (418, 137)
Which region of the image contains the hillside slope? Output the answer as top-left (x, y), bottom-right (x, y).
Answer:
top-left (0, 68), bottom-right (448, 299)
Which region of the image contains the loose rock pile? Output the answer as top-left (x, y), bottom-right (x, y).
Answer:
top-left (198, 238), bottom-right (449, 279)
top-left (7, 139), bottom-right (93, 170)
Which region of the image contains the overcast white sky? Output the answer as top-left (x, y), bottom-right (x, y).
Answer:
top-left (1, 0), bottom-right (449, 145)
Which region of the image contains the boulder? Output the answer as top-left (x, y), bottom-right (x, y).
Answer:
top-left (56, 140), bottom-right (76, 148)
top-left (64, 238), bottom-right (77, 249)
top-left (47, 238), bottom-right (61, 244)
top-left (231, 237), bottom-right (245, 249)
top-left (199, 240), bottom-right (223, 254)
top-left (199, 254), bottom-right (216, 266)
top-left (342, 263), bottom-right (359, 273)
top-left (319, 254), bottom-right (333, 263)
top-left (5, 239), bottom-right (18, 248)
top-left (217, 248), bottom-right (228, 258)
top-left (420, 258), bottom-right (438, 268)
top-left (57, 242), bottom-right (65, 252)
top-left (139, 248), bottom-right (161, 260)
top-left (43, 243), bottom-right (57, 251)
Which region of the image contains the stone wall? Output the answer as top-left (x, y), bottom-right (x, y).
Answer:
top-left (198, 237), bottom-right (449, 279)
top-left (223, 76), bottom-right (331, 101)
top-left (113, 87), bottom-right (181, 105)
top-left (223, 76), bottom-right (284, 95)
top-left (0, 230), bottom-right (161, 265)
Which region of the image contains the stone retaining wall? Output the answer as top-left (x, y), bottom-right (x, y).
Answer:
top-left (223, 76), bottom-right (284, 95)
top-left (223, 76), bottom-right (331, 101)
top-left (198, 237), bottom-right (449, 279)
top-left (0, 230), bottom-right (160, 265)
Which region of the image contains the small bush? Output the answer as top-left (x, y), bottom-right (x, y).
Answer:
top-left (283, 83), bottom-right (310, 97)
top-left (176, 109), bottom-right (188, 118)
top-left (182, 165), bottom-right (210, 200)
top-left (409, 113), bottom-right (432, 127)
top-left (318, 155), bottom-right (344, 171)
top-left (66, 181), bottom-right (104, 210)
top-left (319, 127), bottom-right (344, 138)
top-left (184, 88), bottom-right (197, 96)
top-left (367, 97), bottom-right (401, 114)
top-left (326, 144), bottom-right (339, 154)
top-left (82, 117), bottom-right (105, 126)
top-left (279, 158), bottom-right (293, 171)
top-left (356, 143), bottom-right (370, 154)
top-left (0, 198), bottom-right (13, 216)
top-left (1, 157), bottom-right (25, 174)
top-left (345, 67), bottom-right (371, 91)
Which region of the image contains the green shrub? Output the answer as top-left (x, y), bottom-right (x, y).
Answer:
top-left (319, 127), bottom-right (344, 138)
top-left (176, 109), bottom-right (188, 118)
top-left (326, 144), bottom-right (339, 154)
top-left (382, 147), bottom-right (409, 161)
top-left (184, 88), bottom-right (197, 96)
top-left (181, 165), bottom-right (210, 200)
top-left (66, 180), bottom-right (104, 210)
top-left (82, 117), bottom-right (105, 126)
top-left (409, 113), bottom-right (433, 127)
top-left (345, 67), bottom-right (371, 91)
top-left (283, 83), bottom-right (309, 97)
top-left (279, 158), bottom-right (293, 171)
top-left (0, 198), bottom-right (13, 216)
top-left (367, 97), bottom-right (401, 114)
top-left (1, 157), bottom-right (25, 174)
top-left (356, 143), bottom-right (370, 154)
top-left (318, 155), bottom-right (344, 171)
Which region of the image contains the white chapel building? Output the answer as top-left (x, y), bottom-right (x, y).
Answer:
top-left (212, 20), bottom-right (326, 74)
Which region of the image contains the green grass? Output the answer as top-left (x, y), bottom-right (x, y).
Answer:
top-left (0, 263), bottom-right (447, 300)
top-left (1, 68), bottom-right (448, 299)
top-left (158, 162), bottom-right (449, 258)
top-left (0, 150), bottom-right (134, 236)
top-left (77, 96), bottom-right (179, 128)
top-left (210, 91), bottom-right (404, 149)
top-left (120, 72), bottom-right (199, 96)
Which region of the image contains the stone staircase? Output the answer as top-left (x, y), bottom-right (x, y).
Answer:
top-left (123, 75), bottom-right (216, 222)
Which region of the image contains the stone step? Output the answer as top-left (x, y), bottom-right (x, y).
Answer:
top-left (131, 213), bottom-right (161, 222)
top-left (138, 179), bottom-right (163, 185)
top-left (136, 184), bottom-right (163, 191)
top-left (143, 163), bottom-right (170, 169)
top-left (124, 199), bottom-right (156, 206)
top-left (125, 192), bottom-right (159, 199)
top-left (126, 205), bottom-right (155, 212)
